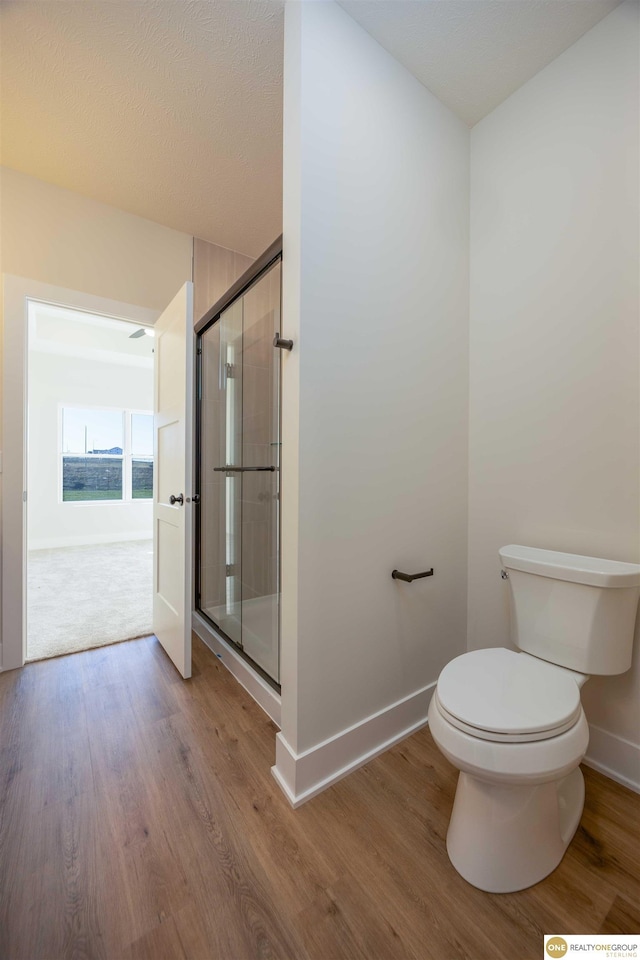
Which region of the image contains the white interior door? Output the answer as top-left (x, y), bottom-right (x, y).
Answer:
top-left (153, 282), bottom-right (194, 678)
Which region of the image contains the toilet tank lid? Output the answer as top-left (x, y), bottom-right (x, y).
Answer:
top-left (499, 545), bottom-right (640, 588)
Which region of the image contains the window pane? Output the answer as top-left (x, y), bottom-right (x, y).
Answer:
top-left (132, 458), bottom-right (153, 499)
top-left (131, 413), bottom-right (153, 456)
top-left (63, 408), bottom-right (123, 455)
top-left (62, 457), bottom-right (123, 501)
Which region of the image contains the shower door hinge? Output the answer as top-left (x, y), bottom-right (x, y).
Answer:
top-left (225, 563), bottom-right (236, 577)
top-left (225, 362), bottom-right (236, 379)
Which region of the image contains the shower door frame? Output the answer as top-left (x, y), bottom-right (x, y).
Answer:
top-left (194, 235), bottom-right (283, 692)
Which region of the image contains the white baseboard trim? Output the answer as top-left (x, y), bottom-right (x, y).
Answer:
top-left (29, 531), bottom-right (152, 550)
top-left (192, 611), bottom-right (281, 727)
top-left (583, 723), bottom-right (640, 794)
top-left (272, 682), bottom-right (435, 808)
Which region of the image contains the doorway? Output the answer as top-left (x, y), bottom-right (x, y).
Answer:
top-left (1, 277), bottom-right (161, 672)
top-left (26, 302), bottom-right (155, 660)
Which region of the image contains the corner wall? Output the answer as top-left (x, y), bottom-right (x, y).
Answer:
top-left (277, 0), bottom-right (470, 804)
top-left (468, 1), bottom-right (640, 790)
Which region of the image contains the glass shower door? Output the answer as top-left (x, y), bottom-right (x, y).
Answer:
top-left (200, 298), bottom-right (243, 648)
top-left (198, 259), bottom-right (281, 684)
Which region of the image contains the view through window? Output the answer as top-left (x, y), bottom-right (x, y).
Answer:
top-left (61, 407), bottom-right (153, 501)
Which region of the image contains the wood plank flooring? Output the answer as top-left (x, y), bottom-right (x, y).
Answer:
top-left (0, 635), bottom-right (638, 960)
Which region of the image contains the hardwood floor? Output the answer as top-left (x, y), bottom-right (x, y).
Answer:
top-left (0, 635), bottom-right (638, 960)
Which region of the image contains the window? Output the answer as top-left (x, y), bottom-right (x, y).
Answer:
top-left (131, 413), bottom-right (153, 499)
top-left (61, 408), bottom-right (153, 502)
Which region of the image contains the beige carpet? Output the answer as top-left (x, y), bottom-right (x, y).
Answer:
top-left (27, 539), bottom-right (153, 661)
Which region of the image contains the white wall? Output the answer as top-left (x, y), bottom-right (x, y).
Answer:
top-left (468, 1), bottom-right (640, 788)
top-left (0, 167), bottom-right (193, 310)
top-left (276, 0), bottom-right (470, 803)
top-left (27, 351), bottom-right (154, 549)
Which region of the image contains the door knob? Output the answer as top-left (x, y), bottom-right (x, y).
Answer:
top-left (169, 493), bottom-right (184, 506)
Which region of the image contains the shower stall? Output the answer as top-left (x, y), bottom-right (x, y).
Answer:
top-left (195, 239), bottom-right (283, 688)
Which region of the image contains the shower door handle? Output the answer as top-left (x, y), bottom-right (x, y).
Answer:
top-left (213, 466), bottom-right (276, 472)
top-left (273, 333), bottom-right (293, 351)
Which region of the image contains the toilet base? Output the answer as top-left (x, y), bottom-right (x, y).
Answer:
top-left (446, 766), bottom-right (585, 893)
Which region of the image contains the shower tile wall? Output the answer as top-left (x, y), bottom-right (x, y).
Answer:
top-left (193, 237), bottom-right (253, 325)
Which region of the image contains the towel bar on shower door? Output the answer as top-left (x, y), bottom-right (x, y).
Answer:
top-left (213, 466), bottom-right (276, 472)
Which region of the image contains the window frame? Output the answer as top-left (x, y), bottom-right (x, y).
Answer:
top-left (59, 404), bottom-right (153, 505)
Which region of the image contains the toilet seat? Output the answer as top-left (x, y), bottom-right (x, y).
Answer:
top-left (436, 648), bottom-right (583, 744)
top-left (434, 692), bottom-right (582, 743)
top-left (428, 692), bottom-right (589, 786)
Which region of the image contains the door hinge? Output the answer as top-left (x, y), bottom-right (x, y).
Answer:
top-left (225, 362), bottom-right (235, 379)
top-left (225, 563), bottom-right (236, 577)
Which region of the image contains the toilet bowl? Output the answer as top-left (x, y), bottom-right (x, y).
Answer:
top-left (428, 545), bottom-right (640, 894)
top-left (428, 649), bottom-right (590, 892)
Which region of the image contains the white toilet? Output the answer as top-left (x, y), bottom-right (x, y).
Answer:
top-left (428, 544), bottom-right (640, 894)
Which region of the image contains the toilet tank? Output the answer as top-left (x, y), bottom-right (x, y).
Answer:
top-left (499, 545), bottom-right (640, 675)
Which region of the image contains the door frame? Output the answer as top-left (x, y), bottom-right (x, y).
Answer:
top-left (1, 275), bottom-right (158, 671)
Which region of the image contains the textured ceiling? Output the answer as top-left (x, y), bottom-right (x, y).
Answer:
top-left (0, 0), bottom-right (284, 257)
top-left (337, 0), bottom-right (623, 126)
top-left (0, 0), bottom-right (624, 255)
